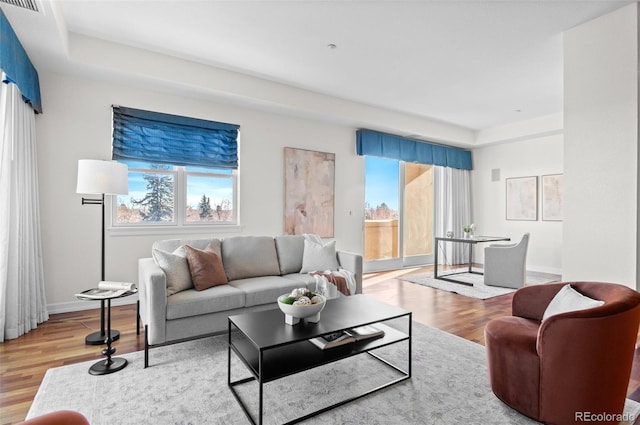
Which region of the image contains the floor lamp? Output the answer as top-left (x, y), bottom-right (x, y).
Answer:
top-left (76, 159), bottom-right (129, 345)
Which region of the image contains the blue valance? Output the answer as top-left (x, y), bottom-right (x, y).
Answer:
top-left (112, 106), bottom-right (240, 169)
top-left (0, 9), bottom-right (42, 113)
top-left (356, 129), bottom-right (472, 170)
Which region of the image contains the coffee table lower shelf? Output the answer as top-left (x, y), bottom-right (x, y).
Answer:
top-left (228, 321), bottom-right (411, 425)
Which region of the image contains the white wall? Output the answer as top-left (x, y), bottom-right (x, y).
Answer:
top-left (471, 135), bottom-right (563, 274)
top-left (563, 3), bottom-right (638, 288)
top-left (36, 72), bottom-right (367, 312)
top-left (36, 70), bottom-right (571, 313)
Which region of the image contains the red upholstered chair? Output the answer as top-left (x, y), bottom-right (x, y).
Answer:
top-left (17, 411), bottom-right (89, 425)
top-left (485, 282), bottom-right (640, 425)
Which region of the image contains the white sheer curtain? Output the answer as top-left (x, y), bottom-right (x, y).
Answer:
top-left (0, 78), bottom-right (48, 342)
top-left (434, 166), bottom-right (472, 266)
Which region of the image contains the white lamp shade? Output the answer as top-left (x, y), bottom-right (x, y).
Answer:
top-left (76, 160), bottom-right (129, 195)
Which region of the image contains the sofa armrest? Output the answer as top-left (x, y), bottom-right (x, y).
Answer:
top-left (337, 251), bottom-right (363, 294)
top-left (138, 257), bottom-right (168, 345)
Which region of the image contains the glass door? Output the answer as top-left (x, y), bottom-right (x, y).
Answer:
top-left (402, 162), bottom-right (434, 267)
top-left (364, 157), bottom-right (434, 272)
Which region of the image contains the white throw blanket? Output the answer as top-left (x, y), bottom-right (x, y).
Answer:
top-left (311, 268), bottom-right (356, 298)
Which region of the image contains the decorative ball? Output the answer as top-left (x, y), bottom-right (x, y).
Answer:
top-left (293, 296), bottom-right (311, 306)
top-left (290, 288), bottom-right (308, 298)
top-left (310, 295), bottom-right (322, 304)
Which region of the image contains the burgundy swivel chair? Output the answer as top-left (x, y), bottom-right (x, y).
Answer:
top-left (485, 282), bottom-right (640, 425)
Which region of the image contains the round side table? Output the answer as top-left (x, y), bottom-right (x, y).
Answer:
top-left (76, 288), bottom-right (137, 375)
top-left (84, 299), bottom-right (120, 346)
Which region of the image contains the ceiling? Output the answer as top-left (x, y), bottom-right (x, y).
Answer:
top-left (0, 0), bottom-right (634, 132)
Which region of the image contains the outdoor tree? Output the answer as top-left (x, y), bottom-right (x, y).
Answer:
top-left (198, 194), bottom-right (213, 219)
top-left (364, 202), bottom-right (398, 220)
top-left (215, 199), bottom-right (232, 221)
top-left (131, 168), bottom-right (174, 222)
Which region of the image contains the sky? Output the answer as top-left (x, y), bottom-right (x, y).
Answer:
top-left (117, 162), bottom-right (233, 208)
top-left (119, 158), bottom-right (397, 211)
top-left (365, 156), bottom-right (399, 211)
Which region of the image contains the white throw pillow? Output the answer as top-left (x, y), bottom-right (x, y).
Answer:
top-left (300, 234), bottom-right (339, 273)
top-left (152, 246), bottom-right (193, 295)
top-left (542, 284), bottom-right (605, 321)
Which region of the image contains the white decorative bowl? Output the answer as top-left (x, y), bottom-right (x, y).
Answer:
top-left (277, 294), bottom-right (326, 325)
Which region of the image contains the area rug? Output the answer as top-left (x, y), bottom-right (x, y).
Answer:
top-left (28, 322), bottom-right (637, 425)
top-left (400, 269), bottom-right (560, 299)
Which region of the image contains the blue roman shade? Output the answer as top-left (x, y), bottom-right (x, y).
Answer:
top-left (112, 106), bottom-right (239, 169)
top-left (356, 129), bottom-right (472, 170)
top-left (0, 9), bottom-right (42, 113)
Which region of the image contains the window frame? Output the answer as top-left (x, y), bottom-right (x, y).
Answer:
top-left (110, 161), bottom-right (240, 236)
top-left (182, 167), bottom-right (238, 226)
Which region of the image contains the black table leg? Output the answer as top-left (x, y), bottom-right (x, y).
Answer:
top-left (85, 299), bottom-right (120, 345)
top-left (434, 240), bottom-right (439, 278)
top-left (89, 298), bottom-right (128, 375)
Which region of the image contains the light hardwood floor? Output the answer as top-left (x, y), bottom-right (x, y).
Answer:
top-left (1, 266), bottom-right (640, 424)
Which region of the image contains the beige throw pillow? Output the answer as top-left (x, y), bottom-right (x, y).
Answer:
top-left (152, 246), bottom-right (193, 296)
top-left (184, 244), bottom-right (228, 291)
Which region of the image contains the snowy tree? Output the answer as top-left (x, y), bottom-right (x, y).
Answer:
top-left (198, 194), bottom-right (213, 219)
top-left (215, 199), bottom-right (232, 221)
top-left (131, 168), bottom-right (174, 222)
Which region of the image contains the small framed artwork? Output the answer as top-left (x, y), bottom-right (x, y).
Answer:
top-left (283, 147), bottom-right (335, 237)
top-left (506, 176), bottom-right (538, 221)
top-left (541, 174), bottom-right (563, 221)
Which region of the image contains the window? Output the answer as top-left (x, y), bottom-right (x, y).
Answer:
top-left (114, 161), bottom-right (237, 226)
top-left (184, 166), bottom-right (236, 223)
top-left (111, 106), bottom-right (239, 232)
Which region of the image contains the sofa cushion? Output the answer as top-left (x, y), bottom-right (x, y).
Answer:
top-left (152, 246), bottom-right (193, 296)
top-left (229, 276), bottom-right (307, 307)
top-left (275, 235), bottom-right (304, 274)
top-left (184, 244), bottom-right (228, 291)
top-left (222, 236), bottom-right (281, 281)
top-left (166, 284), bottom-right (245, 320)
top-left (300, 235), bottom-right (339, 273)
top-left (282, 273), bottom-right (318, 291)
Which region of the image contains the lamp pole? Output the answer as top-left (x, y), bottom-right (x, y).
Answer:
top-left (81, 193), bottom-right (120, 345)
top-left (76, 159), bottom-right (128, 346)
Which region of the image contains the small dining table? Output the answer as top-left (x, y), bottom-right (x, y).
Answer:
top-left (434, 235), bottom-right (511, 286)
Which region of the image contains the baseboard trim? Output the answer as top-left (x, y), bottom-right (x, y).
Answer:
top-left (525, 265), bottom-right (562, 276)
top-left (47, 294), bottom-right (139, 315)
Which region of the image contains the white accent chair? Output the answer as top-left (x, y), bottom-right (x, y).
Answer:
top-left (483, 233), bottom-right (530, 289)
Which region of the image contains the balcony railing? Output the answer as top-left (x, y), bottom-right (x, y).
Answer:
top-left (364, 219), bottom-right (399, 261)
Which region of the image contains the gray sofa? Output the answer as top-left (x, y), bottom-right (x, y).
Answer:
top-left (138, 235), bottom-right (363, 367)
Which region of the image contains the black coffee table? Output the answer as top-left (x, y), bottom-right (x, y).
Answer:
top-left (227, 294), bottom-right (412, 425)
